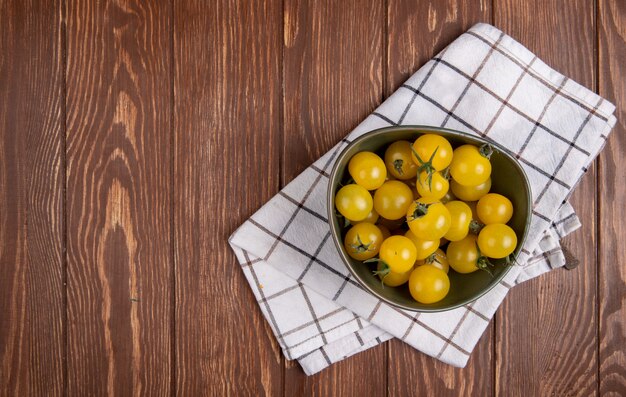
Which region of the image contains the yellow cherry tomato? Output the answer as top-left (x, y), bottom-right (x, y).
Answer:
top-left (378, 263), bottom-right (414, 287)
top-left (415, 248), bottom-right (449, 273)
top-left (377, 236), bottom-right (418, 273)
top-left (335, 184), bottom-right (373, 221)
top-left (416, 171), bottom-right (449, 200)
top-left (477, 224), bottom-right (517, 258)
top-left (404, 230), bottom-right (439, 260)
top-left (408, 265), bottom-right (450, 304)
top-left (449, 144), bottom-right (492, 186)
top-left (343, 223), bottom-right (384, 261)
top-left (446, 234), bottom-right (480, 274)
top-left (477, 193), bottom-right (513, 224)
top-left (406, 197), bottom-right (451, 241)
top-left (450, 177), bottom-right (491, 201)
top-left (353, 208), bottom-right (380, 225)
top-left (444, 200), bottom-right (472, 242)
top-left (385, 140), bottom-right (419, 180)
top-left (373, 180), bottom-right (414, 220)
top-left (411, 134), bottom-right (453, 171)
top-left (348, 151), bottom-right (387, 190)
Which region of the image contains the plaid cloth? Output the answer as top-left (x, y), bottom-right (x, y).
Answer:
top-left (228, 23), bottom-right (617, 375)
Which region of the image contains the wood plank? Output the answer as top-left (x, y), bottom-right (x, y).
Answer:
top-left (282, 0), bottom-right (387, 393)
top-left (173, 0), bottom-right (283, 395)
top-left (385, 1), bottom-right (493, 395)
top-left (0, 0), bottom-right (65, 395)
top-left (494, 1), bottom-right (598, 395)
top-left (598, 0), bottom-right (626, 394)
top-left (388, 325), bottom-right (494, 396)
top-left (386, 0), bottom-right (491, 95)
top-left (65, 1), bottom-right (172, 394)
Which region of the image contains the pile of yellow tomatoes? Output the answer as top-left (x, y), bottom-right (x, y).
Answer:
top-left (334, 134), bottom-right (518, 304)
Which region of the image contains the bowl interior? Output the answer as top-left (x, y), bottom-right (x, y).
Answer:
top-left (328, 126), bottom-right (531, 312)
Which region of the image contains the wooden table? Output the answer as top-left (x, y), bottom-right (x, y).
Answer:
top-left (1, 0), bottom-right (624, 395)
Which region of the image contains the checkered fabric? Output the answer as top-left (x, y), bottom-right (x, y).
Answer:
top-left (229, 23), bottom-right (617, 375)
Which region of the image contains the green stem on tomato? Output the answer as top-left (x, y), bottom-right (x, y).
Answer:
top-left (365, 258), bottom-right (390, 288)
top-left (475, 242), bottom-right (494, 277)
top-left (479, 143), bottom-right (494, 159)
top-left (411, 145), bottom-right (439, 191)
top-left (393, 159), bottom-right (404, 176)
top-left (350, 234), bottom-right (373, 254)
top-left (469, 219), bottom-right (484, 234)
top-left (408, 202), bottom-right (430, 221)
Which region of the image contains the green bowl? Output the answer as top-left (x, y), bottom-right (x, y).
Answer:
top-left (327, 126), bottom-right (532, 312)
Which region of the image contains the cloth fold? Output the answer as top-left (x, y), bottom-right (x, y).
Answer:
top-left (229, 23), bottom-right (616, 375)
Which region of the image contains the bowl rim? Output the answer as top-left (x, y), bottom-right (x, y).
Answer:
top-left (326, 125), bottom-right (533, 312)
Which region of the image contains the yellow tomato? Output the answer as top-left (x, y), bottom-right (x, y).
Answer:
top-left (477, 193), bottom-right (513, 224)
top-left (376, 235), bottom-right (418, 273)
top-left (406, 197), bottom-right (451, 241)
top-left (416, 171), bottom-right (449, 200)
top-left (408, 265), bottom-right (450, 304)
top-left (449, 144), bottom-right (492, 186)
top-left (348, 151), bottom-right (387, 190)
top-left (450, 177), bottom-right (491, 201)
top-left (444, 200), bottom-right (472, 242)
top-left (335, 184), bottom-right (373, 221)
top-left (404, 230), bottom-right (439, 260)
top-left (477, 224), bottom-right (517, 258)
top-left (415, 248), bottom-right (449, 273)
top-left (447, 234), bottom-right (480, 274)
top-left (343, 223), bottom-right (384, 261)
top-left (384, 140), bottom-right (419, 180)
top-left (411, 134), bottom-right (453, 171)
top-left (373, 180), bottom-right (414, 220)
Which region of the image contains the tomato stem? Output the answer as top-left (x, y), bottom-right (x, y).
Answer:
top-left (475, 242), bottom-right (495, 276)
top-left (367, 260), bottom-right (390, 288)
top-left (469, 220), bottom-right (484, 234)
top-left (441, 166), bottom-right (451, 180)
top-left (393, 159), bottom-right (404, 176)
top-left (350, 234), bottom-right (373, 254)
top-left (425, 251), bottom-right (445, 266)
top-left (479, 144), bottom-right (494, 159)
top-left (504, 253), bottom-right (519, 267)
top-left (411, 145), bottom-right (439, 191)
top-left (408, 202), bottom-right (430, 221)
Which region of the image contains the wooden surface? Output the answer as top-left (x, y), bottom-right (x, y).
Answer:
top-left (494, 1), bottom-right (600, 395)
top-left (0, 0), bottom-right (624, 396)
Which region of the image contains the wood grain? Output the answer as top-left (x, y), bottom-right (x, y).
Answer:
top-left (0, 0), bottom-right (625, 394)
top-left (598, 0), bottom-right (626, 394)
top-left (385, 1), bottom-right (493, 395)
top-left (494, 1), bottom-right (599, 395)
top-left (282, 1), bottom-right (386, 394)
top-left (173, 0), bottom-right (283, 395)
top-left (65, 1), bottom-right (172, 395)
top-left (386, 0), bottom-right (491, 95)
top-left (0, 0), bottom-right (65, 395)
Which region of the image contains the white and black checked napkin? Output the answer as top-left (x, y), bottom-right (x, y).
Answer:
top-left (229, 23), bottom-right (617, 375)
